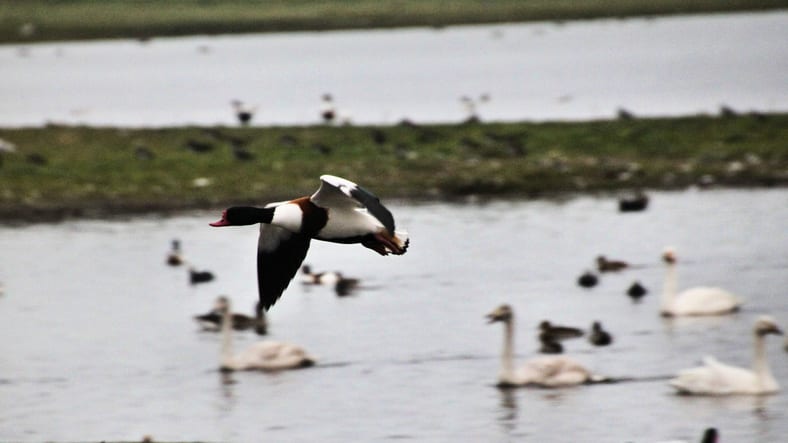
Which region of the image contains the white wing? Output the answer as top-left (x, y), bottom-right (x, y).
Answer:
top-left (673, 287), bottom-right (741, 315)
top-left (310, 175), bottom-right (363, 209)
top-left (517, 356), bottom-right (592, 387)
top-left (669, 356), bottom-right (756, 394)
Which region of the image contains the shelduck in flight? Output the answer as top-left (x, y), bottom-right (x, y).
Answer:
top-left (210, 175), bottom-right (409, 311)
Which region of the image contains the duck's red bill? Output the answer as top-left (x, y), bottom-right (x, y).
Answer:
top-left (210, 210), bottom-right (229, 227)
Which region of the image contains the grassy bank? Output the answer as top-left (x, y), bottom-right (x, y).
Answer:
top-left (0, 114), bottom-right (786, 222)
top-left (1, 0), bottom-right (786, 44)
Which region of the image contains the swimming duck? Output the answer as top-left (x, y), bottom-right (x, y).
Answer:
top-left (577, 271), bottom-right (599, 288)
top-left (539, 321), bottom-right (584, 340)
top-left (334, 276), bottom-right (361, 296)
top-left (166, 239), bottom-right (184, 266)
top-left (210, 174), bottom-right (409, 311)
top-left (626, 281), bottom-right (648, 300)
top-left (596, 255), bottom-right (629, 272)
top-left (300, 265), bottom-right (342, 286)
top-left (188, 266), bottom-right (215, 285)
top-left (618, 191), bottom-right (649, 212)
top-left (538, 332), bottom-right (564, 354)
top-left (589, 321), bottom-right (613, 346)
top-left (195, 296), bottom-right (267, 335)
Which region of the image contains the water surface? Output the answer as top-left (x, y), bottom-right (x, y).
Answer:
top-left (1, 12), bottom-right (786, 127)
top-left (1, 189), bottom-right (787, 442)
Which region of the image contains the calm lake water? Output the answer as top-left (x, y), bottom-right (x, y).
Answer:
top-left (1, 11), bottom-right (787, 127)
top-left (1, 188), bottom-right (787, 442)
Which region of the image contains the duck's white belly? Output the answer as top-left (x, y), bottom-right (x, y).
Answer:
top-left (317, 209), bottom-right (382, 240)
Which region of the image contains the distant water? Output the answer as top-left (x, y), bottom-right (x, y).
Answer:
top-left (0, 11), bottom-right (786, 127)
top-left (1, 188), bottom-right (787, 442)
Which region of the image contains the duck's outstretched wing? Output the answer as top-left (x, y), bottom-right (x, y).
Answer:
top-left (257, 223), bottom-right (311, 311)
top-left (312, 174), bottom-right (397, 235)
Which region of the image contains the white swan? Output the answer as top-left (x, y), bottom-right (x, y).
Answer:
top-left (219, 298), bottom-right (314, 372)
top-left (486, 304), bottom-right (602, 387)
top-left (660, 248), bottom-right (742, 316)
top-left (669, 316), bottom-right (782, 395)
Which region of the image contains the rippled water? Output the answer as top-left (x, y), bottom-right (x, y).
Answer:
top-left (1, 189), bottom-right (786, 442)
top-left (1, 12), bottom-right (786, 127)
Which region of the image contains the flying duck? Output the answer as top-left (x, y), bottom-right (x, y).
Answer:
top-left (210, 174), bottom-right (409, 311)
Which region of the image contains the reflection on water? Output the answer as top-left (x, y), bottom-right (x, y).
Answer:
top-left (0, 189), bottom-right (787, 442)
top-left (497, 388), bottom-right (518, 435)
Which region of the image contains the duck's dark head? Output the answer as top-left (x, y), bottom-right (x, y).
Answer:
top-left (210, 206), bottom-right (273, 227)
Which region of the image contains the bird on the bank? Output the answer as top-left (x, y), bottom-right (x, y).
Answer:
top-left (231, 100), bottom-right (256, 126)
top-left (210, 174), bottom-right (409, 311)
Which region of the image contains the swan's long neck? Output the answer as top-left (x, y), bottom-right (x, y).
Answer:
top-left (752, 333), bottom-right (773, 388)
top-left (500, 318), bottom-right (515, 382)
top-left (661, 262), bottom-right (677, 314)
top-left (220, 307), bottom-right (235, 369)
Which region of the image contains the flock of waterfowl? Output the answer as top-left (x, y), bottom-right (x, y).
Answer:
top-left (175, 174), bottom-right (784, 403)
top-left (155, 173), bottom-right (784, 443)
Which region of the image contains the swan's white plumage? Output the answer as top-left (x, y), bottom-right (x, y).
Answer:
top-left (487, 304), bottom-right (599, 388)
top-left (219, 298), bottom-right (314, 371)
top-left (223, 341), bottom-right (314, 372)
top-left (668, 287), bottom-right (741, 316)
top-left (512, 356), bottom-right (594, 387)
top-left (660, 248), bottom-right (742, 316)
top-left (669, 316), bottom-right (782, 395)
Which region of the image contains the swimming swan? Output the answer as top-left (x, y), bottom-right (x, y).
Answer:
top-left (219, 298), bottom-right (314, 372)
top-left (660, 248), bottom-right (742, 316)
top-left (486, 304), bottom-right (602, 387)
top-left (669, 316), bottom-right (782, 395)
